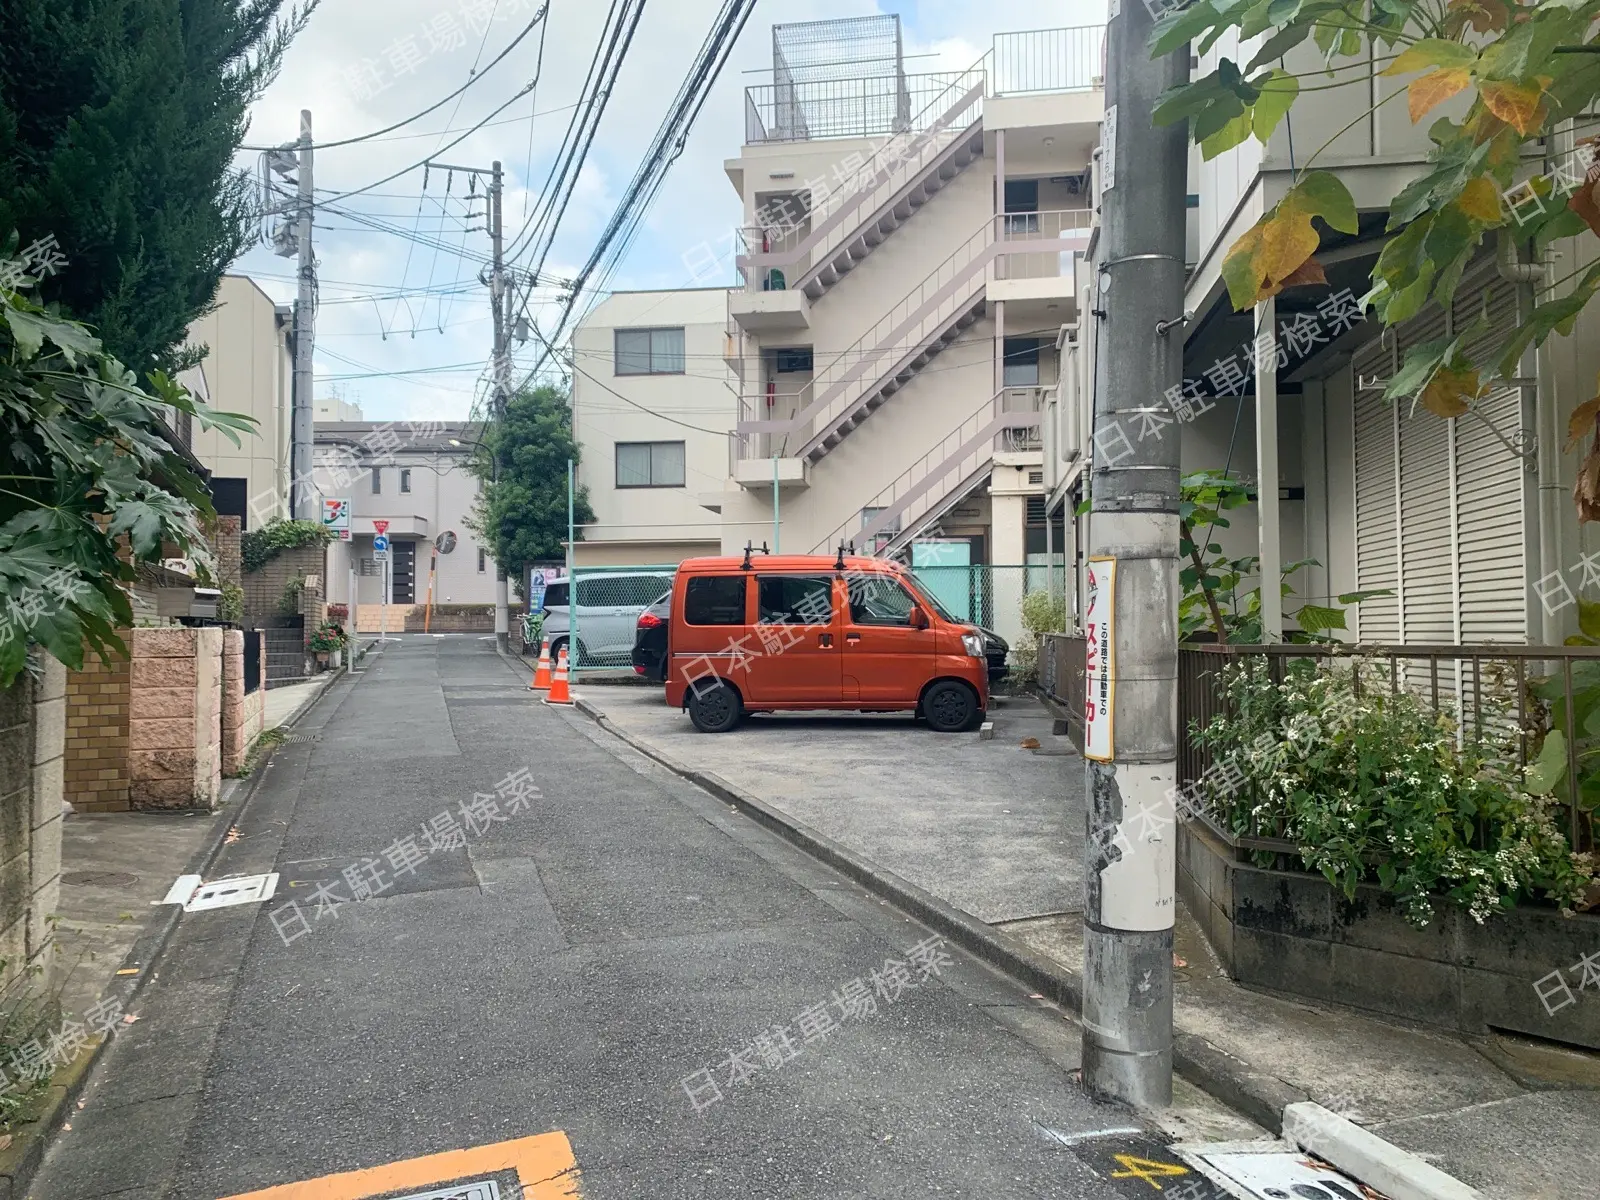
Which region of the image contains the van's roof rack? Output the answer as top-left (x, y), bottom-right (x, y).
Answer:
top-left (741, 541), bottom-right (754, 570)
top-left (834, 542), bottom-right (848, 571)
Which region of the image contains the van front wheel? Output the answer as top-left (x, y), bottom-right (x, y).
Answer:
top-left (687, 681), bottom-right (743, 733)
top-left (923, 681), bottom-right (977, 733)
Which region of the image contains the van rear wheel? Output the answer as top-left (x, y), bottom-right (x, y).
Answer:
top-left (687, 681), bottom-right (743, 733)
top-left (923, 681), bottom-right (977, 733)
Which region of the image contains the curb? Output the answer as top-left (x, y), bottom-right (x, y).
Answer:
top-left (1283, 1103), bottom-right (1484, 1200)
top-left (0, 670), bottom-right (346, 1200)
top-left (565, 694), bottom-right (1301, 1135)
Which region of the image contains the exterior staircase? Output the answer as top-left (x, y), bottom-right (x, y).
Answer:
top-left (811, 387), bottom-right (1046, 556)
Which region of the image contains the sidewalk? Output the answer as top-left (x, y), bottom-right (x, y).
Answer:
top-left (579, 687), bottom-right (1600, 1200)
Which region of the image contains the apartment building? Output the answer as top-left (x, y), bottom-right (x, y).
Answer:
top-left (1044, 30), bottom-right (1600, 646)
top-left (570, 288), bottom-right (733, 566)
top-left (182, 274), bottom-right (294, 529)
top-left (311, 422), bottom-right (497, 611)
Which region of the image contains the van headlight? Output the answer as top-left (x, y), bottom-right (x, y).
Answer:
top-left (962, 632), bottom-right (984, 658)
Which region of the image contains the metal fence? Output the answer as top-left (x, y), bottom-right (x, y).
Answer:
top-left (529, 565), bottom-right (678, 671)
top-left (745, 70), bottom-right (969, 144)
top-left (910, 564), bottom-right (1057, 649)
top-left (990, 26), bottom-right (1105, 96)
top-left (1177, 642), bottom-right (1600, 856)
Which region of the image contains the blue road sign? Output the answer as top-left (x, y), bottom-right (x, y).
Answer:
top-left (373, 534), bottom-right (390, 554)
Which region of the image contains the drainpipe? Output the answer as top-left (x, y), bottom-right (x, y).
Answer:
top-left (1498, 229), bottom-right (1560, 645)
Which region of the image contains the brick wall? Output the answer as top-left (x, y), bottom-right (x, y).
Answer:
top-left (65, 652), bottom-right (132, 813)
top-left (0, 654), bottom-right (66, 986)
top-left (128, 628), bottom-right (223, 810)
top-left (216, 515), bottom-right (242, 587)
top-left (221, 630), bottom-right (265, 776)
top-left (242, 541), bottom-right (326, 629)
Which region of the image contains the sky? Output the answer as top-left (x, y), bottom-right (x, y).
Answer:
top-left (234, 0), bottom-right (1108, 423)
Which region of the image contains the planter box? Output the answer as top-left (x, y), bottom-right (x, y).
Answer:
top-left (1178, 819), bottom-right (1600, 1051)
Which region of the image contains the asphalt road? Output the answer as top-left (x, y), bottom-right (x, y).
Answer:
top-left (30, 638), bottom-right (1185, 1200)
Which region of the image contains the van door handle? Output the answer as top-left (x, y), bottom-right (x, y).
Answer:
top-left (818, 633), bottom-right (833, 647)
top-left (845, 633), bottom-right (861, 643)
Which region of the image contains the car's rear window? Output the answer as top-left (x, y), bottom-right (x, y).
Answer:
top-left (542, 582), bottom-right (568, 608)
top-left (684, 576), bottom-right (746, 625)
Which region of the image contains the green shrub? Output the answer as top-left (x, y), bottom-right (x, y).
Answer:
top-left (240, 519), bottom-right (332, 574)
top-left (1012, 590), bottom-right (1068, 684)
top-left (1193, 658), bottom-right (1595, 926)
top-left (217, 582), bottom-right (243, 623)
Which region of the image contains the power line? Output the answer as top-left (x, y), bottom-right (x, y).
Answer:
top-left (241, 8), bottom-right (549, 152)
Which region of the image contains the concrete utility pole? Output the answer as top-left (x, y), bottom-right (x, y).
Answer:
top-left (1081, 0), bottom-right (1189, 1107)
top-left (291, 109), bottom-right (316, 521)
top-left (489, 161), bottom-right (513, 654)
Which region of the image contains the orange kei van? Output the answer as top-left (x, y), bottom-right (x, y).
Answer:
top-left (665, 549), bottom-right (990, 734)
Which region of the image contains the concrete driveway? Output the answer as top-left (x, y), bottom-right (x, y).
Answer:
top-left (583, 687), bottom-right (1083, 925)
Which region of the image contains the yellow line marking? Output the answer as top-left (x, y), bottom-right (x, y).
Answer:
top-left (217, 1130), bottom-right (582, 1200)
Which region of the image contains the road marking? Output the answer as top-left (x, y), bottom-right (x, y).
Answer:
top-left (216, 1131), bottom-right (582, 1200)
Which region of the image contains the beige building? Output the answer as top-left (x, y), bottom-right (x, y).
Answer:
top-left (312, 422), bottom-right (498, 612)
top-left (570, 288), bottom-right (734, 566)
top-left (182, 274), bottom-right (294, 530)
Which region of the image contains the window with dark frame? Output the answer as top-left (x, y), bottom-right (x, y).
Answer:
top-left (684, 576), bottom-right (746, 626)
top-left (614, 327), bottom-right (686, 375)
top-left (399, 468), bottom-right (412, 493)
top-left (758, 576), bottom-right (833, 626)
top-left (1003, 178), bottom-right (1041, 234)
top-left (371, 467), bottom-right (382, 494)
top-left (616, 441), bottom-right (686, 488)
top-left (1003, 337), bottom-right (1041, 387)
top-left (477, 548), bottom-right (486, 573)
top-left (773, 347), bottom-right (813, 373)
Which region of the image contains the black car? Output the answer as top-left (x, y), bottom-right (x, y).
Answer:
top-left (978, 626), bottom-right (1009, 684)
top-left (631, 590), bottom-right (671, 682)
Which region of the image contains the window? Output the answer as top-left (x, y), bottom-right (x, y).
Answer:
top-left (477, 548), bottom-right (486, 573)
top-left (1004, 179), bottom-right (1040, 234)
top-left (616, 441), bottom-right (686, 488)
top-left (685, 576), bottom-right (746, 625)
top-left (542, 582), bottom-right (568, 609)
top-left (774, 347), bottom-right (813, 373)
top-left (758, 576), bottom-right (833, 625)
top-left (371, 467), bottom-right (382, 494)
top-left (400, 468), bottom-right (412, 493)
top-left (1003, 337), bottom-right (1041, 388)
top-left (849, 576), bottom-right (919, 626)
top-left (614, 327), bottom-right (685, 375)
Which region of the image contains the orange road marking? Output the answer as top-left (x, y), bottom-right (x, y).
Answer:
top-left (217, 1130), bottom-right (581, 1200)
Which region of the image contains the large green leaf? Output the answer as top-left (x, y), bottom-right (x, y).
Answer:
top-left (1252, 69), bottom-right (1298, 142)
top-left (1525, 729), bottom-right (1567, 795)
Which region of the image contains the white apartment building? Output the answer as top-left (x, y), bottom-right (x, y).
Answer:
top-left (570, 16), bottom-right (1105, 642)
top-left (570, 288), bottom-right (733, 566)
top-left (1044, 30), bottom-right (1600, 646)
top-left (182, 274), bottom-right (294, 529)
top-left (312, 422), bottom-right (498, 611)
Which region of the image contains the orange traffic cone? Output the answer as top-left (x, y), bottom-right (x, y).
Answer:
top-left (530, 637), bottom-right (553, 690)
top-left (543, 646), bottom-right (573, 706)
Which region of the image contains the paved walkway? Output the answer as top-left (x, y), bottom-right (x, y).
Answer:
top-left (31, 640), bottom-right (1252, 1200)
top-left (581, 684), bottom-right (1600, 1200)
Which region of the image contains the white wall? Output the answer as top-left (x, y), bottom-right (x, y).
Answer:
top-left (570, 288), bottom-right (733, 565)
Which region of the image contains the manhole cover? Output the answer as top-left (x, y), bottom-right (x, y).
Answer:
top-left (390, 1182), bottom-right (501, 1200)
top-left (62, 871), bottom-right (139, 887)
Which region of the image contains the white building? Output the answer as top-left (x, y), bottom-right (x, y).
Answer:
top-left (181, 274), bottom-right (294, 529)
top-left (570, 288), bottom-right (733, 566)
top-left (312, 422), bottom-right (498, 614)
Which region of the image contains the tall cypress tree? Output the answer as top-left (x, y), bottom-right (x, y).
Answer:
top-left (0, 0), bottom-right (314, 374)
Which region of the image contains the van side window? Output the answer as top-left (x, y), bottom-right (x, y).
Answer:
top-left (684, 576), bottom-right (746, 625)
top-left (848, 576), bottom-right (918, 626)
top-left (758, 576), bottom-right (833, 625)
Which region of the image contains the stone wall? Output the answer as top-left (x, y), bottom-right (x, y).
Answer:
top-left (220, 630), bottom-right (265, 777)
top-left (64, 652), bottom-right (132, 812)
top-left (215, 515), bottom-right (242, 587)
top-left (128, 628), bottom-right (223, 810)
top-left (242, 541), bottom-right (325, 629)
top-left (0, 655), bottom-right (66, 985)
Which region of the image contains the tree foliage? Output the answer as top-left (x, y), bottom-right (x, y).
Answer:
top-left (1152, 0), bottom-right (1600, 515)
top-left (470, 386), bottom-right (596, 577)
top-left (0, 0), bottom-right (315, 374)
top-left (0, 266), bottom-right (255, 687)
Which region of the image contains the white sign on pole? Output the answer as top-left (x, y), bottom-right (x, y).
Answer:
top-left (321, 497), bottom-right (351, 533)
top-left (1100, 104), bottom-right (1118, 193)
top-left (372, 533), bottom-right (390, 560)
top-left (1083, 556), bottom-right (1116, 762)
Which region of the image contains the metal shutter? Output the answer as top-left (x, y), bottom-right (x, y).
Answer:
top-left (1452, 275), bottom-right (1527, 644)
top-left (1352, 335), bottom-right (1400, 643)
top-left (1395, 306), bottom-right (1455, 644)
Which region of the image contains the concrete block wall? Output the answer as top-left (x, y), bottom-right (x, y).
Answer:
top-left (128, 628), bottom-right (223, 810)
top-left (220, 630), bottom-right (265, 776)
top-left (242, 541), bottom-right (326, 628)
top-left (0, 654), bottom-right (66, 984)
top-left (64, 652), bottom-right (132, 812)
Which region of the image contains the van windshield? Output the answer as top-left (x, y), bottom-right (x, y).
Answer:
top-left (905, 578), bottom-right (959, 624)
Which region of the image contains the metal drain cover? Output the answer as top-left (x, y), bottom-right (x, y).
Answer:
top-left (63, 871), bottom-right (139, 887)
top-left (158, 872), bottom-right (280, 912)
top-left (388, 1181), bottom-right (500, 1200)
top-left (280, 733), bottom-right (322, 744)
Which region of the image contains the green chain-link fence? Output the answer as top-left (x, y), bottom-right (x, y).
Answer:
top-left (528, 565), bottom-right (677, 671)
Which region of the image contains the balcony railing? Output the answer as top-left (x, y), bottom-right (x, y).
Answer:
top-left (996, 208), bottom-right (1092, 281)
top-left (990, 26), bottom-right (1106, 96)
top-left (743, 25), bottom-right (1107, 146)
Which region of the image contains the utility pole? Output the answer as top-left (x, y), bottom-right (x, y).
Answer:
top-left (489, 160), bottom-right (512, 654)
top-left (1081, 0), bottom-right (1189, 1108)
top-left (292, 109), bottom-right (316, 521)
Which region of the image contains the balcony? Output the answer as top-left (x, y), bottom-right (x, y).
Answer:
top-left (991, 209), bottom-right (1091, 309)
top-left (729, 284), bottom-right (812, 333)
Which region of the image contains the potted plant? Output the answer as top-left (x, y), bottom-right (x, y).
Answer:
top-left (308, 620), bottom-right (348, 668)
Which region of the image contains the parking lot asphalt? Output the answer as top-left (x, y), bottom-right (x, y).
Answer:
top-left (582, 687), bottom-right (1082, 925)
